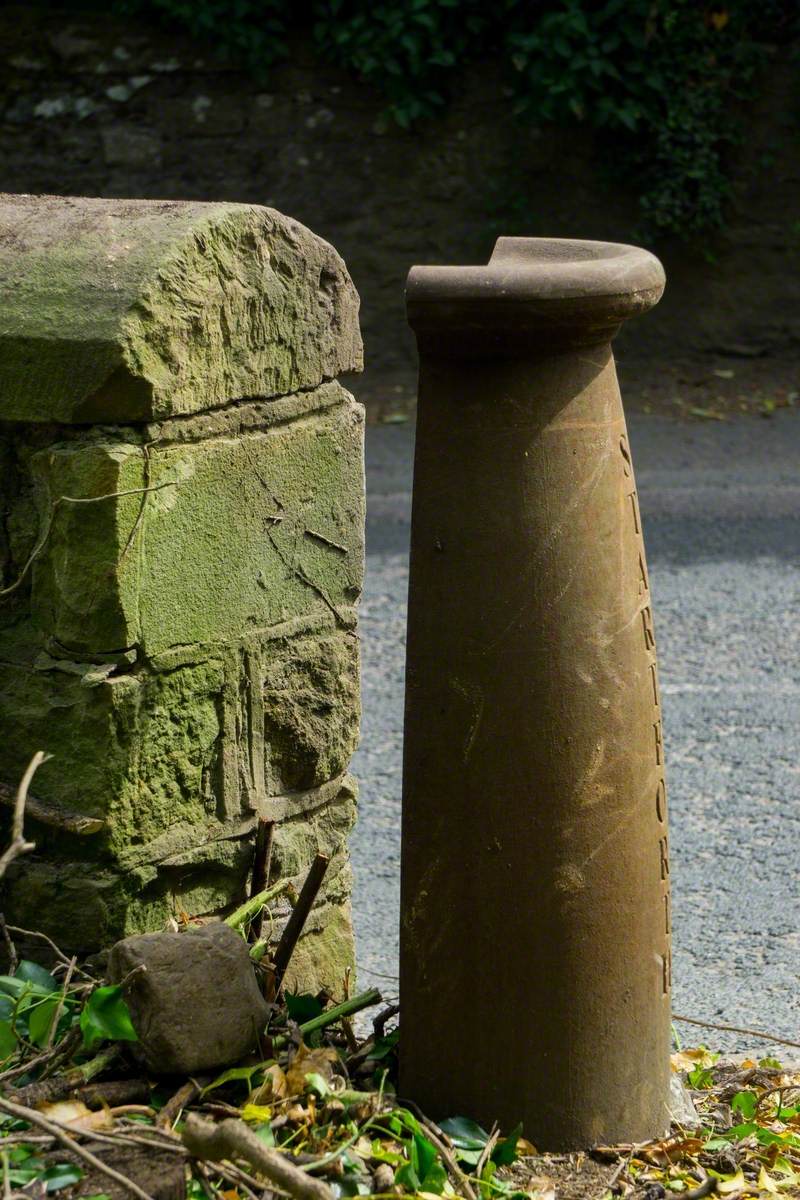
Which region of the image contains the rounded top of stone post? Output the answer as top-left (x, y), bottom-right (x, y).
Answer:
top-left (406, 237), bottom-right (665, 354)
top-left (0, 193), bottom-right (362, 423)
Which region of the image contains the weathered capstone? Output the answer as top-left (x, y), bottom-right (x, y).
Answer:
top-left (400, 238), bottom-right (671, 1148)
top-left (0, 194), bottom-right (364, 992)
top-left (108, 924), bottom-right (271, 1074)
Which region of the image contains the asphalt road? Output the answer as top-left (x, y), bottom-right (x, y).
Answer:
top-left (350, 410), bottom-right (800, 1055)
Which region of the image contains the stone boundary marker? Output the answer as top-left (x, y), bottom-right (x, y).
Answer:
top-left (0, 193), bottom-right (364, 991)
top-left (401, 237), bottom-right (671, 1148)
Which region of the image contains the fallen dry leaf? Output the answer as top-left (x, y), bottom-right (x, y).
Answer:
top-left (285, 1042), bottom-right (338, 1096)
top-left (250, 1062), bottom-right (287, 1104)
top-left (39, 1099), bottom-right (114, 1131)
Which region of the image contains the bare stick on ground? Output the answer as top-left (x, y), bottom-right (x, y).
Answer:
top-left (0, 752), bottom-right (49, 880)
top-left (45, 955), bottom-right (76, 1049)
top-left (156, 1077), bottom-right (210, 1130)
top-left (0, 1095), bottom-right (153, 1200)
top-left (672, 1013), bottom-right (800, 1051)
top-left (182, 1114), bottom-right (333, 1200)
top-left (271, 854), bottom-right (330, 993)
top-left (6, 1045), bottom-right (120, 1108)
top-left (248, 819), bottom-right (275, 944)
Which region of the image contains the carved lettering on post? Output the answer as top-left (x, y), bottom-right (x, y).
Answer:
top-left (659, 835), bottom-right (670, 880)
top-left (618, 425), bottom-right (671, 1025)
top-left (650, 661), bottom-right (660, 706)
top-left (638, 552), bottom-right (649, 596)
top-left (656, 776), bottom-right (667, 823)
top-left (627, 489), bottom-right (641, 535)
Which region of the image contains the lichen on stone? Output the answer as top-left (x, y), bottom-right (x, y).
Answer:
top-left (0, 195), bottom-right (364, 990)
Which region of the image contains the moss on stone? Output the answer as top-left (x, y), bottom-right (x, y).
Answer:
top-left (282, 898), bottom-right (356, 996)
top-left (0, 196), bottom-right (362, 424)
top-left (264, 632), bottom-right (361, 792)
top-left (0, 195), bottom-right (364, 990)
top-left (24, 388), bottom-right (364, 658)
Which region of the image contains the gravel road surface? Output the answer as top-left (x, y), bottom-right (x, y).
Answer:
top-left (351, 410), bottom-right (799, 1055)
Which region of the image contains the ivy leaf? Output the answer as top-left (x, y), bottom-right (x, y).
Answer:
top-left (419, 1161), bottom-right (448, 1194)
top-left (15, 961), bottom-right (59, 994)
top-left (731, 1090), bottom-right (758, 1120)
top-left (0, 1019), bottom-right (17, 1061)
top-left (0, 975), bottom-right (52, 1001)
top-left (688, 1064), bottom-right (715, 1089)
top-left (412, 1132), bottom-right (437, 1181)
top-left (438, 1115), bottom-right (490, 1149)
top-left (80, 986), bottom-right (137, 1049)
top-left (394, 1161), bottom-right (420, 1192)
top-left (28, 996), bottom-right (61, 1048)
top-left (40, 1163), bottom-right (84, 1192)
top-left (492, 1123), bottom-right (523, 1167)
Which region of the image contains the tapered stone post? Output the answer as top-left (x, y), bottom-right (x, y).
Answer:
top-left (400, 238), bottom-right (671, 1149)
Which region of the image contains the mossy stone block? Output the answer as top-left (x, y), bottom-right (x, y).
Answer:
top-left (28, 389), bottom-right (363, 657)
top-left (264, 631), bottom-right (360, 792)
top-left (0, 195), bottom-right (362, 423)
top-left (0, 655), bottom-right (222, 849)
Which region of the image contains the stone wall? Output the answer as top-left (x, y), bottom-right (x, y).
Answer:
top-left (0, 195), bottom-right (365, 991)
top-left (1, 6), bottom-right (798, 408)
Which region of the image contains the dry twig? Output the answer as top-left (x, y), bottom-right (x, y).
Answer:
top-left (45, 955), bottom-right (75, 1050)
top-left (155, 1077), bottom-right (209, 1130)
top-left (248, 818), bottom-right (275, 944)
top-left (0, 1095), bottom-right (154, 1200)
top-left (0, 917), bottom-right (17, 977)
top-left (474, 1125), bottom-right (499, 1181)
top-left (673, 1013), bottom-right (800, 1051)
top-left (271, 854), bottom-right (330, 994)
top-left (182, 1113), bottom-right (333, 1200)
top-left (7, 1045), bottom-right (119, 1108)
top-left (5, 926), bottom-right (94, 980)
top-left (0, 753), bottom-right (49, 880)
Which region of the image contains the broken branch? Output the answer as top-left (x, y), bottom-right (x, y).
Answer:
top-left (182, 1113), bottom-right (333, 1200)
top-left (0, 1095), bottom-right (153, 1200)
top-left (673, 1013), bottom-right (800, 1051)
top-left (0, 782), bottom-right (104, 835)
top-left (0, 752), bottom-right (49, 880)
top-left (248, 818), bottom-right (275, 944)
top-left (271, 853), bottom-right (330, 992)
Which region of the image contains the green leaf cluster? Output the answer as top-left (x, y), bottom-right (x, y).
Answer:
top-left (0, 966), bottom-right (139, 1063)
top-left (70, 0), bottom-right (799, 237)
top-left (80, 985), bottom-right (138, 1049)
top-left (0, 960), bottom-right (64, 1059)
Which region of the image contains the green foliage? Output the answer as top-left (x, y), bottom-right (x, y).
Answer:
top-left (99, 0), bottom-right (797, 238)
top-left (0, 960), bottom-right (63, 1058)
top-left (80, 984), bottom-right (138, 1049)
top-left (312, 0), bottom-right (496, 129)
top-left (506, 0), bottom-right (763, 237)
